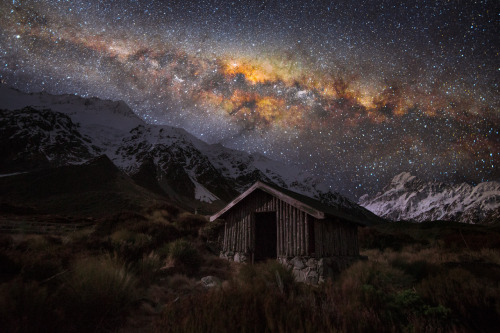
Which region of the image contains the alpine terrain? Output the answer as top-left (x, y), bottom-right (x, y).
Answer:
top-left (359, 172), bottom-right (500, 223)
top-left (0, 84), bottom-right (376, 221)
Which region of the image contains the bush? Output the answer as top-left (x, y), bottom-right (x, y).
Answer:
top-left (199, 218), bottom-right (224, 241)
top-left (0, 235), bottom-right (13, 249)
top-left (144, 203), bottom-right (180, 218)
top-left (199, 219), bottom-right (225, 254)
top-left (237, 260), bottom-right (297, 295)
top-left (21, 255), bottom-right (63, 282)
top-left (156, 263), bottom-right (319, 333)
top-left (59, 256), bottom-right (138, 331)
top-left (418, 268), bottom-right (500, 332)
top-left (167, 239), bottom-right (201, 274)
top-left (175, 212), bottom-right (207, 236)
top-left (93, 211), bottom-right (147, 237)
top-left (132, 220), bottom-right (181, 246)
top-left (0, 279), bottom-right (59, 333)
top-left (0, 252), bottom-right (21, 280)
top-left (359, 227), bottom-right (425, 250)
top-left (111, 229), bottom-right (154, 261)
top-left (389, 258), bottom-right (440, 282)
top-left (133, 251), bottom-right (163, 285)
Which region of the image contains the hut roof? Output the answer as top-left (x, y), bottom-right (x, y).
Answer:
top-left (209, 181), bottom-right (382, 226)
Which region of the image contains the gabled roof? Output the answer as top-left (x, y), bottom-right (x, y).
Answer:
top-left (210, 181), bottom-right (382, 226)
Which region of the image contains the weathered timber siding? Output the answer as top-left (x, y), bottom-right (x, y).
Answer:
top-left (221, 189), bottom-right (359, 258)
top-left (222, 189), bottom-right (311, 257)
top-left (309, 217), bottom-right (359, 258)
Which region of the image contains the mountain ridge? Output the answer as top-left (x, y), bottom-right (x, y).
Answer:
top-left (0, 84), bottom-right (373, 220)
top-left (359, 172), bottom-right (500, 224)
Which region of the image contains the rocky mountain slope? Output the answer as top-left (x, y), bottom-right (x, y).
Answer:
top-left (359, 172), bottom-right (500, 223)
top-left (0, 84), bottom-right (375, 220)
top-left (0, 155), bottom-right (165, 216)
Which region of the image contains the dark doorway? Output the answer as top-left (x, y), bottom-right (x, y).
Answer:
top-left (254, 212), bottom-right (277, 261)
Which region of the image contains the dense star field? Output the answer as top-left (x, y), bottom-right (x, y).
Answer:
top-left (0, 0), bottom-right (498, 199)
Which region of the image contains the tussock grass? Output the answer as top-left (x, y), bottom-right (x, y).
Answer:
top-left (155, 223), bottom-right (500, 333)
top-left (133, 251), bottom-right (163, 285)
top-left (2, 208), bottom-right (499, 332)
top-left (419, 268), bottom-right (499, 332)
top-left (59, 255), bottom-right (138, 331)
top-left (166, 239), bottom-right (202, 274)
top-left (0, 279), bottom-right (57, 333)
top-left (174, 212), bottom-right (207, 236)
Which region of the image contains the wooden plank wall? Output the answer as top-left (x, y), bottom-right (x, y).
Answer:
top-left (222, 189), bottom-right (359, 258)
top-left (222, 189), bottom-right (311, 257)
top-left (312, 218), bottom-right (359, 257)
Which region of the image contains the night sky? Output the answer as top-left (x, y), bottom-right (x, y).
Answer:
top-left (1, 0), bottom-right (498, 199)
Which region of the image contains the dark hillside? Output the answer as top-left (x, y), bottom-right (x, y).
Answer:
top-left (0, 155), bottom-right (165, 217)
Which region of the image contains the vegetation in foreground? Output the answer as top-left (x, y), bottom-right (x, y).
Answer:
top-left (0, 208), bottom-right (499, 332)
top-left (156, 221), bottom-right (500, 333)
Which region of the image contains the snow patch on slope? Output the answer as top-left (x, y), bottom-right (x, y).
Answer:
top-left (0, 172), bottom-right (27, 178)
top-left (0, 84), bottom-right (370, 211)
top-left (190, 177), bottom-right (220, 203)
top-left (359, 172), bottom-right (500, 223)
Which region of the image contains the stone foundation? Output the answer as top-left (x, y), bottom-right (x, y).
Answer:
top-left (219, 251), bottom-right (249, 263)
top-left (220, 251), bottom-right (361, 284)
top-left (278, 256), bottom-right (361, 284)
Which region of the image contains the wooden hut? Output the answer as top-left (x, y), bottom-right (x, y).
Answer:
top-left (210, 181), bottom-right (379, 283)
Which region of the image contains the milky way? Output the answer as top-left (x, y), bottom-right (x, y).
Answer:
top-left (1, 0), bottom-right (498, 199)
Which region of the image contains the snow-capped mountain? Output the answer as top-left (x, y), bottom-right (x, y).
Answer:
top-left (0, 84), bottom-right (373, 219)
top-left (359, 172), bottom-right (500, 223)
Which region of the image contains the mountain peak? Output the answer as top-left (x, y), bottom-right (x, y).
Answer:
top-left (360, 174), bottom-right (500, 223)
top-left (1, 87), bottom-right (369, 214)
top-left (388, 172), bottom-right (417, 189)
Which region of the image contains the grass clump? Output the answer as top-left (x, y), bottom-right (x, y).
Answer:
top-left (59, 256), bottom-right (138, 331)
top-left (3, 206), bottom-right (499, 332)
top-left (0, 280), bottom-right (57, 333)
top-left (175, 212), bottom-right (207, 236)
top-left (418, 268), bottom-right (499, 332)
top-left (133, 251), bottom-right (163, 285)
top-left (156, 261), bottom-right (315, 333)
top-left (199, 218), bottom-right (225, 254)
top-left (166, 239), bottom-right (201, 274)
top-left (155, 222), bottom-right (500, 333)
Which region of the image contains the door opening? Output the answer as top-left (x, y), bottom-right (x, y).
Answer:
top-left (254, 212), bottom-right (277, 262)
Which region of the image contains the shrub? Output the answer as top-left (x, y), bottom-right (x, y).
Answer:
top-left (0, 279), bottom-right (59, 333)
top-left (0, 234), bottom-right (13, 249)
top-left (59, 256), bottom-right (138, 331)
top-left (133, 221), bottom-right (181, 246)
top-left (144, 203), bottom-right (180, 218)
top-left (199, 219), bottom-right (225, 254)
top-left (237, 260), bottom-right (297, 295)
top-left (359, 227), bottom-right (425, 250)
top-left (198, 255), bottom-right (232, 281)
top-left (165, 273), bottom-right (198, 291)
top-left (111, 229), bottom-right (154, 261)
top-left (418, 268), bottom-right (500, 332)
top-left (133, 251), bottom-right (163, 285)
top-left (24, 235), bottom-right (52, 251)
top-left (175, 212), bottom-right (206, 236)
top-left (389, 258), bottom-right (440, 282)
top-left (21, 255), bottom-right (63, 282)
top-left (324, 261), bottom-right (412, 332)
top-left (157, 242), bottom-right (171, 258)
top-left (198, 218), bottom-right (224, 241)
top-left (167, 239), bottom-right (201, 274)
top-left (93, 211), bottom-right (147, 237)
top-left (155, 271), bottom-right (320, 333)
top-left (0, 251), bottom-right (21, 280)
